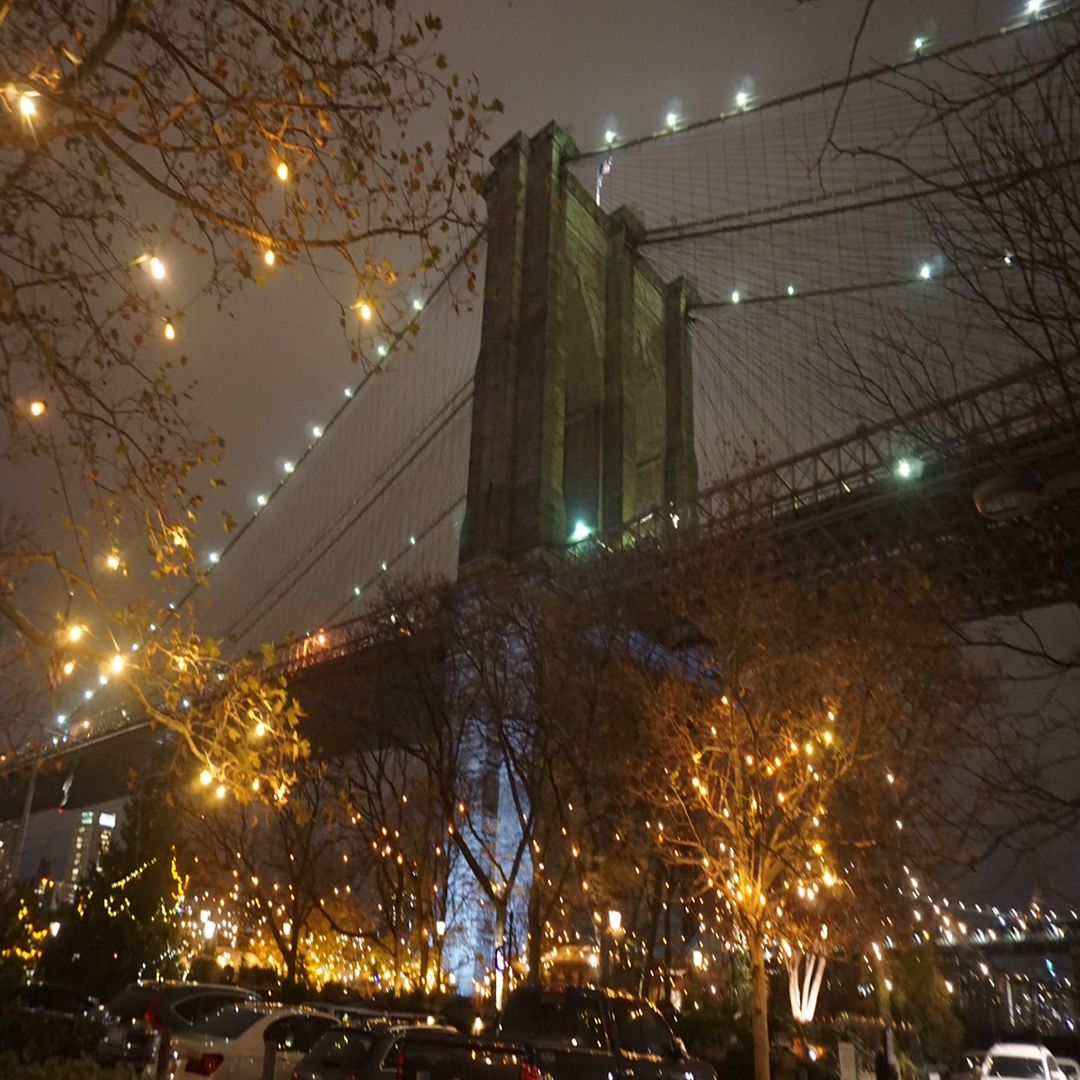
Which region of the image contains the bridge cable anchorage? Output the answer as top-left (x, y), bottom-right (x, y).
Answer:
top-left (568, 5), bottom-right (1080, 160)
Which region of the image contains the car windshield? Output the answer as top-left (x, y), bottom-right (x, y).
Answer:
top-left (192, 1006), bottom-right (264, 1040)
top-left (501, 994), bottom-right (606, 1051)
top-left (987, 1057), bottom-right (1046, 1079)
top-left (306, 1028), bottom-right (375, 1067)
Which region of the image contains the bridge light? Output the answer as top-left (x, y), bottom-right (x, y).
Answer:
top-left (569, 520), bottom-right (593, 544)
top-left (895, 457), bottom-right (921, 480)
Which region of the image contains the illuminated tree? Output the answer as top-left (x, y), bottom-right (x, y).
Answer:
top-left (193, 765), bottom-right (356, 988)
top-left (0, 0), bottom-right (497, 789)
top-left (635, 539), bottom-right (987, 1080)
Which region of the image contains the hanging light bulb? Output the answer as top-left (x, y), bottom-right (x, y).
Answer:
top-left (164, 321), bottom-right (176, 340)
top-left (263, 249), bottom-right (276, 267)
top-left (276, 161), bottom-right (289, 182)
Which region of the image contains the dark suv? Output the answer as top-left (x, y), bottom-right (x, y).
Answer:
top-left (94, 980), bottom-right (258, 1074)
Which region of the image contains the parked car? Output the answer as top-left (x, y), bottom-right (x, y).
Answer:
top-left (170, 1002), bottom-right (338, 1078)
top-left (95, 980), bottom-right (258, 1075)
top-left (303, 1002), bottom-right (442, 1027)
top-left (1056, 1060), bottom-right (1080, 1080)
top-left (293, 1020), bottom-right (458, 1080)
top-left (950, 1050), bottom-right (989, 1080)
top-left (397, 985), bottom-right (716, 1080)
top-left (982, 1044), bottom-right (1068, 1080)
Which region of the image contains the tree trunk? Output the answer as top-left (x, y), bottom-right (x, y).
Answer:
top-left (639, 860), bottom-right (664, 997)
top-left (749, 932), bottom-right (770, 1080)
top-left (527, 867), bottom-right (543, 982)
top-left (493, 898), bottom-right (508, 1010)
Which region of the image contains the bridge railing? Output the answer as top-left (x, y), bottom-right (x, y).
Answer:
top-left (689, 359), bottom-right (1078, 537)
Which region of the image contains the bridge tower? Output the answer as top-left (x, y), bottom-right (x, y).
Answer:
top-left (460, 123), bottom-right (699, 565)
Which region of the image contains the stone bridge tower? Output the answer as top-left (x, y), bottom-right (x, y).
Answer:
top-left (460, 123), bottom-right (698, 565)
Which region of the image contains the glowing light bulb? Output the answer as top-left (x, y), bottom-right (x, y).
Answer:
top-left (198, 768), bottom-right (213, 786)
top-left (263, 249), bottom-right (276, 267)
top-left (256, 493), bottom-right (267, 507)
top-left (208, 551), bottom-right (220, 564)
top-left (412, 298), bottom-right (424, 312)
top-left (919, 262), bottom-right (932, 280)
top-left (255, 721), bottom-right (266, 737)
top-left (18, 93), bottom-right (37, 118)
top-left (110, 654), bottom-right (125, 675)
top-left (377, 344), bottom-right (388, 358)
top-left (604, 129), bottom-right (617, 145)
top-left (105, 552), bottom-right (121, 571)
top-left (914, 36), bottom-right (925, 50)
top-left (356, 301), bottom-right (373, 322)
top-left (569, 520), bottom-right (593, 543)
top-left (311, 424), bottom-right (323, 439)
top-left (283, 460), bottom-right (294, 474)
top-left (1026, 0), bottom-right (1042, 14)
top-left (149, 256), bottom-right (165, 280)
top-left (735, 90), bottom-right (750, 109)
top-left (62, 660), bottom-right (75, 677)
top-left (28, 399), bottom-right (46, 417)
top-left (164, 321), bottom-right (175, 340)
top-left (66, 624), bottom-right (84, 644)
top-left (786, 284), bottom-right (796, 296)
top-left (730, 290), bottom-right (741, 304)
top-left (215, 784), bottom-right (226, 799)
top-left (276, 161), bottom-right (289, 181)
top-left (666, 111), bottom-right (679, 130)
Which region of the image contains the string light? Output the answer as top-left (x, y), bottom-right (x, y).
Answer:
top-left (604, 129), bottom-right (617, 145)
top-left (356, 301), bottom-right (374, 322)
top-left (149, 256), bottom-right (166, 280)
top-left (28, 399), bottom-right (46, 417)
top-left (735, 90), bottom-right (750, 109)
top-left (105, 552), bottom-right (121, 571)
top-left (263, 249), bottom-right (276, 267)
top-left (164, 321), bottom-right (176, 340)
top-left (666, 111), bottom-right (679, 130)
top-left (18, 92), bottom-right (37, 118)
top-left (276, 161), bottom-right (290, 181)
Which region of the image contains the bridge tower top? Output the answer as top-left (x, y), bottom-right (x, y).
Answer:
top-left (460, 122), bottom-right (699, 566)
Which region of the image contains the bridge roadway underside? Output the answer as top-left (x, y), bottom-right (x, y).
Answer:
top-left (666, 425), bottom-right (1080, 621)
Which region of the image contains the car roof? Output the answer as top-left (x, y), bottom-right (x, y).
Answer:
top-left (988, 1045), bottom-right (1051, 1057)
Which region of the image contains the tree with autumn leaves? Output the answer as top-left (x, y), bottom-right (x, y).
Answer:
top-left (0, 0), bottom-right (497, 790)
top-left (632, 537), bottom-right (990, 1080)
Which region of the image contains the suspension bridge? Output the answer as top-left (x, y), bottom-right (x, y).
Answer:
top-left (11, 9), bottom-right (1080, 769)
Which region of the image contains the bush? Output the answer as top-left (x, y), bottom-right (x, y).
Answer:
top-left (0, 1053), bottom-right (130, 1079)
